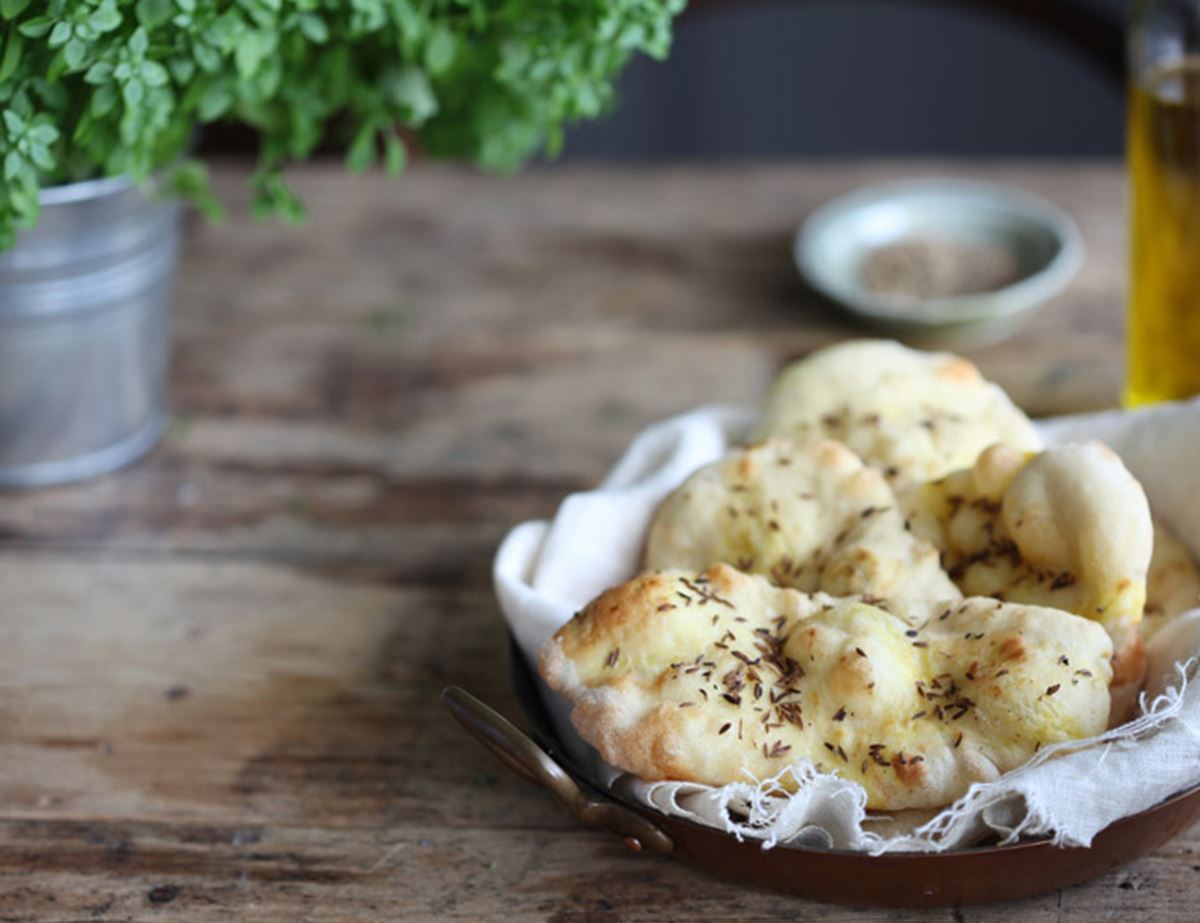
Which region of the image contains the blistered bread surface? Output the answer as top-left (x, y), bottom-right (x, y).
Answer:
top-left (1143, 523), bottom-right (1200, 640)
top-left (540, 565), bottom-right (1112, 811)
top-left (901, 442), bottom-right (1153, 705)
top-left (757, 340), bottom-right (1043, 487)
top-left (644, 438), bottom-right (959, 601)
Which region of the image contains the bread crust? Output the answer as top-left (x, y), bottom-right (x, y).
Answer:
top-left (757, 340), bottom-right (1042, 488)
top-left (541, 565), bottom-right (1112, 811)
top-left (1143, 522), bottom-right (1200, 640)
top-left (900, 442), bottom-right (1153, 724)
top-left (644, 438), bottom-right (959, 601)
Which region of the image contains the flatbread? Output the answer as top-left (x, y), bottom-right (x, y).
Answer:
top-left (901, 442), bottom-right (1153, 720)
top-left (1143, 523), bottom-right (1200, 641)
top-left (644, 438), bottom-right (959, 601)
top-left (541, 564), bottom-right (1112, 811)
top-left (757, 340), bottom-right (1042, 488)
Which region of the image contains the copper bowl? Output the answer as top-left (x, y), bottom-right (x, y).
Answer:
top-left (442, 640), bottom-right (1200, 908)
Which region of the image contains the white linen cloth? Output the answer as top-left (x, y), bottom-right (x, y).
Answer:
top-left (493, 399), bottom-right (1200, 854)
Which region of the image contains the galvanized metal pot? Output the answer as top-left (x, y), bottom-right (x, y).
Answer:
top-left (0, 175), bottom-right (180, 488)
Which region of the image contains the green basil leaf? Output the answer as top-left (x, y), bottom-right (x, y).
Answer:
top-left (84, 61), bottom-right (113, 85)
top-left (235, 30), bottom-right (271, 77)
top-left (29, 143), bottom-right (54, 171)
top-left (141, 60), bottom-right (168, 87)
top-left (29, 122), bottom-right (58, 143)
top-left (193, 43), bottom-right (220, 73)
top-left (47, 20), bottom-right (71, 48)
top-left (89, 4), bottom-right (122, 32)
top-left (0, 0), bottom-right (33, 20)
top-left (196, 82), bottom-right (231, 121)
top-left (12, 177), bottom-right (40, 218)
top-left (346, 122), bottom-right (375, 172)
top-left (128, 26), bottom-right (148, 57)
top-left (122, 78), bottom-right (144, 108)
top-left (169, 57), bottom-right (195, 84)
top-left (0, 32), bottom-right (23, 84)
top-left (424, 28), bottom-right (455, 75)
top-left (298, 13), bottom-right (328, 44)
top-left (46, 47), bottom-right (68, 82)
top-left (0, 0), bottom-right (683, 242)
top-left (62, 37), bottom-right (86, 70)
top-left (387, 66), bottom-right (436, 124)
top-left (90, 83), bottom-right (117, 116)
top-left (2, 109), bottom-right (25, 135)
top-left (135, 0), bottom-right (172, 29)
top-left (168, 160), bottom-right (224, 221)
top-left (383, 133), bottom-right (406, 177)
top-left (3, 151), bottom-right (22, 181)
top-left (17, 15), bottom-right (53, 38)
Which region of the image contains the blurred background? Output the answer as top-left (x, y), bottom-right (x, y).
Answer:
top-left (197, 1), bottom-right (1131, 162)
top-left (558, 0), bottom-right (1127, 161)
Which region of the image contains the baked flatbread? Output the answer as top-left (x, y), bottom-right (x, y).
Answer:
top-left (644, 438), bottom-right (959, 601)
top-left (1143, 523), bottom-right (1200, 641)
top-left (901, 442), bottom-right (1153, 719)
top-left (757, 340), bottom-right (1042, 487)
top-left (541, 564), bottom-right (1112, 811)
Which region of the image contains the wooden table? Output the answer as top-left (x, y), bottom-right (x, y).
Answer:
top-left (4, 161), bottom-right (1185, 921)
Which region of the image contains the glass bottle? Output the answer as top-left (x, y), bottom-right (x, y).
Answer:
top-left (1126, 0), bottom-right (1200, 406)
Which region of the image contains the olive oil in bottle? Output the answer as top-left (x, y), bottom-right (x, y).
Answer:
top-left (1126, 57), bottom-right (1200, 406)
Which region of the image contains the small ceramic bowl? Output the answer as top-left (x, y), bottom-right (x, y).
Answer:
top-left (794, 179), bottom-right (1084, 339)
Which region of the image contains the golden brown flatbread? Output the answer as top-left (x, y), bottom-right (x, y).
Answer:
top-left (541, 565), bottom-right (1112, 811)
top-left (757, 340), bottom-right (1042, 488)
top-left (1143, 523), bottom-right (1200, 641)
top-left (901, 442), bottom-right (1153, 722)
top-left (644, 438), bottom-right (959, 601)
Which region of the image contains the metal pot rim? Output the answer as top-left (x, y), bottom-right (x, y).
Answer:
top-left (501, 637), bottom-right (1200, 905)
top-left (38, 173), bottom-right (141, 208)
top-left (507, 636), bottom-right (1200, 856)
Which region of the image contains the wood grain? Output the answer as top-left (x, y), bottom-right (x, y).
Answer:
top-left (2, 160), bottom-right (1175, 921)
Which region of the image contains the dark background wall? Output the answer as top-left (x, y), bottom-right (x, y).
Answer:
top-left (559, 0), bottom-right (1129, 161)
